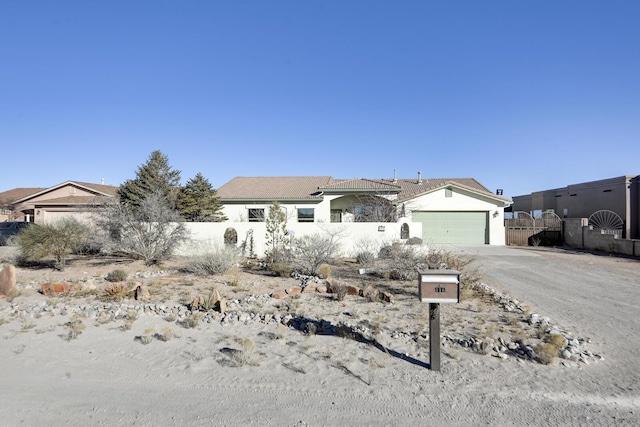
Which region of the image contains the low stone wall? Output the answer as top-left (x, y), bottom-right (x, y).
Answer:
top-left (563, 218), bottom-right (639, 256)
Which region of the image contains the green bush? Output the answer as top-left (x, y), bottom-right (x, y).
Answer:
top-left (17, 217), bottom-right (90, 270)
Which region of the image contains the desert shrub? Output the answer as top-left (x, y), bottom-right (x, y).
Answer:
top-left (545, 333), bottom-right (567, 350)
top-left (92, 192), bottom-right (189, 265)
top-left (105, 269), bottom-right (128, 282)
top-left (272, 262), bottom-right (293, 278)
top-left (290, 231), bottom-right (341, 275)
top-left (333, 283), bottom-right (348, 301)
top-left (317, 263), bottom-right (332, 279)
top-left (182, 243), bottom-right (241, 275)
top-left (64, 318), bottom-right (86, 341)
top-left (102, 283), bottom-right (132, 301)
top-left (17, 217), bottom-right (90, 270)
top-left (356, 251), bottom-right (375, 266)
top-left (534, 342), bottom-right (559, 365)
top-left (406, 237), bottom-right (423, 245)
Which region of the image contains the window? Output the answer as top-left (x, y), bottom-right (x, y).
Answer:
top-left (297, 208), bottom-right (314, 223)
top-left (563, 208), bottom-right (568, 218)
top-left (445, 188), bottom-right (453, 197)
top-left (330, 209), bottom-right (342, 223)
top-left (248, 208), bottom-right (265, 222)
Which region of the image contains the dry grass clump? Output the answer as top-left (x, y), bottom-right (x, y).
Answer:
top-left (181, 312), bottom-right (203, 329)
top-left (545, 333), bottom-right (567, 350)
top-left (137, 328), bottom-right (155, 345)
top-left (64, 318), bottom-right (86, 341)
top-left (102, 283), bottom-right (132, 301)
top-left (120, 309), bottom-right (139, 331)
top-left (155, 327), bottom-right (175, 342)
top-left (330, 281), bottom-right (349, 301)
top-left (534, 342), bottom-right (559, 365)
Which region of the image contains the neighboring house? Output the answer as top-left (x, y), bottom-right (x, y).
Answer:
top-left (0, 181), bottom-right (118, 224)
top-left (216, 174), bottom-right (512, 246)
top-left (511, 175), bottom-right (640, 239)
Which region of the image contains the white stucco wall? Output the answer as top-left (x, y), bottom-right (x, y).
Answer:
top-left (179, 221), bottom-right (423, 258)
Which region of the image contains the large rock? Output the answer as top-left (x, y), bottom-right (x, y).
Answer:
top-left (41, 283), bottom-right (70, 295)
top-left (0, 265), bottom-right (16, 296)
top-left (134, 283), bottom-right (150, 301)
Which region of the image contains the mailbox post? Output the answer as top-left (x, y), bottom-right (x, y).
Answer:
top-left (417, 269), bottom-right (460, 371)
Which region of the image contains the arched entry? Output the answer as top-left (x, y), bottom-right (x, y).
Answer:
top-left (400, 223), bottom-right (409, 239)
top-left (224, 227), bottom-right (238, 246)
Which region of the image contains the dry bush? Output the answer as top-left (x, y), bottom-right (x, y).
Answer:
top-left (119, 309), bottom-right (139, 331)
top-left (317, 263), bottom-right (332, 279)
top-left (535, 342), bottom-right (559, 364)
top-left (102, 283), bottom-right (132, 302)
top-left (105, 269), bottom-right (128, 282)
top-left (333, 283), bottom-right (348, 301)
top-left (271, 262), bottom-right (293, 278)
top-left (64, 318), bottom-right (86, 341)
top-left (238, 338), bottom-right (256, 366)
top-left (156, 327), bottom-right (174, 342)
top-left (545, 333), bottom-right (567, 350)
top-left (290, 230), bottom-right (342, 275)
top-left (181, 313), bottom-right (203, 329)
top-left (181, 243), bottom-right (241, 275)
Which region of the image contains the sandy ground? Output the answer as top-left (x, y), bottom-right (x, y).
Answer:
top-left (0, 245), bottom-right (639, 426)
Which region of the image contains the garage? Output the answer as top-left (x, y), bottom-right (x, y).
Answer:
top-left (413, 211), bottom-right (488, 244)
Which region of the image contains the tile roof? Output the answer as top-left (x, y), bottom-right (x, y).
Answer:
top-left (218, 176), bottom-right (511, 203)
top-left (217, 176), bottom-right (333, 200)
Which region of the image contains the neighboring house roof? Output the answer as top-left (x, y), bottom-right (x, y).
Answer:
top-left (218, 176), bottom-right (512, 205)
top-left (0, 181), bottom-right (119, 215)
top-left (0, 187), bottom-right (47, 205)
top-left (12, 181), bottom-right (118, 204)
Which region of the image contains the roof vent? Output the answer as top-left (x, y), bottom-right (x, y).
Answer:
top-left (417, 171), bottom-right (422, 184)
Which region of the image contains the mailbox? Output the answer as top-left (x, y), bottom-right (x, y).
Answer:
top-left (417, 269), bottom-right (460, 303)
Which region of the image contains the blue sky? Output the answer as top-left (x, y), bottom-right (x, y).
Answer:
top-left (2, 1), bottom-right (639, 198)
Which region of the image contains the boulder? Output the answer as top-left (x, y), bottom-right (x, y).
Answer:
top-left (0, 265), bottom-right (16, 297)
top-left (271, 290), bottom-right (287, 299)
top-left (286, 286), bottom-right (302, 295)
top-left (41, 283), bottom-right (70, 296)
top-left (134, 283), bottom-right (150, 301)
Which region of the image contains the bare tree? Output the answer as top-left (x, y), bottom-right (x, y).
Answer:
top-left (348, 194), bottom-right (397, 222)
top-left (290, 226), bottom-right (344, 275)
top-left (93, 192), bottom-right (189, 264)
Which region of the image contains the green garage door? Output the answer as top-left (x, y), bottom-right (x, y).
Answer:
top-left (413, 211), bottom-right (488, 244)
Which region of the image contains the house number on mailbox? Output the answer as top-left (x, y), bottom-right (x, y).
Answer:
top-left (434, 287), bottom-right (446, 293)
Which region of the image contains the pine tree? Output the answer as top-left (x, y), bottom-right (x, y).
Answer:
top-left (177, 173), bottom-right (227, 222)
top-left (117, 150), bottom-right (181, 210)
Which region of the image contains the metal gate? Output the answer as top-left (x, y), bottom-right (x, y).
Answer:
top-left (505, 211), bottom-right (563, 246)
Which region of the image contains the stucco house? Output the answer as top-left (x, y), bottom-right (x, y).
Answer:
top-left (0, 181), bottom-right (118, 223)
top-left (215, 174), bottom-right (512, 248)
top-left (510, 175), bottom-right (640, 239)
